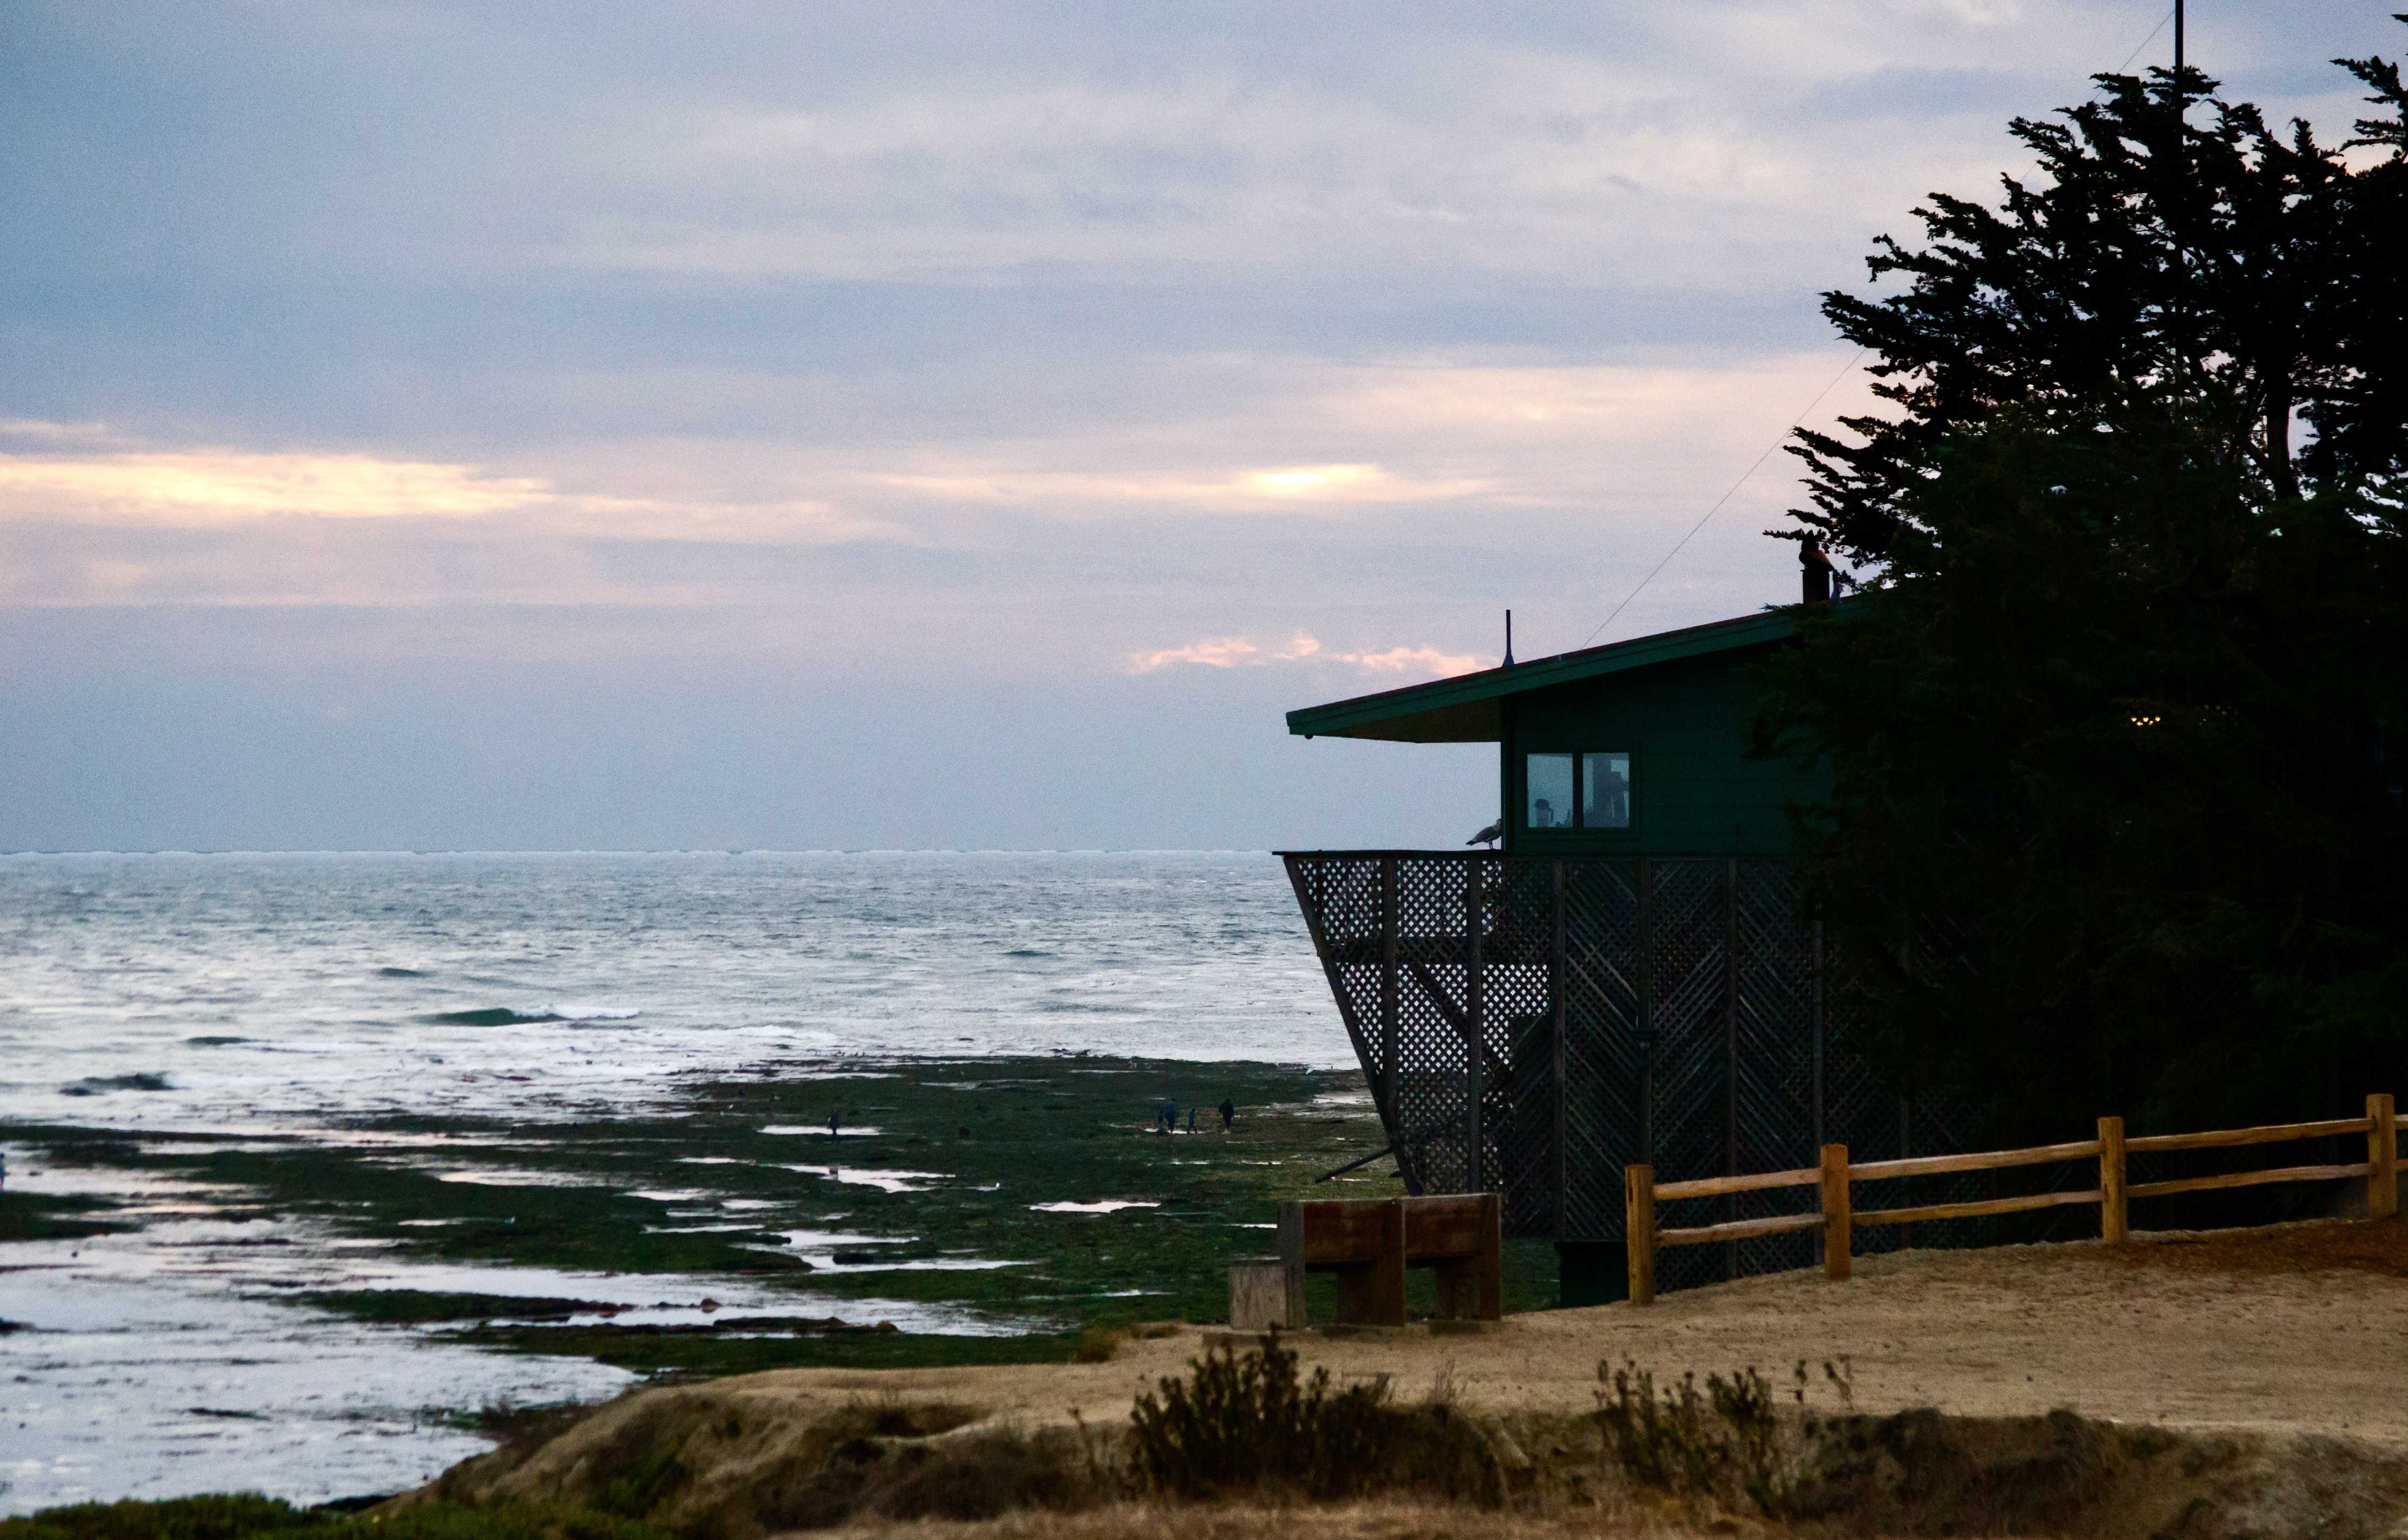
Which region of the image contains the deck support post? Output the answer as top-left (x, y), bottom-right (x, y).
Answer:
top-left (1551, 861), bottom-right (1568, 1238)
top-left (1723, 857), bottom-right (1740, 1278)
top-left (1637, 859), bottom-right (1654, 1165)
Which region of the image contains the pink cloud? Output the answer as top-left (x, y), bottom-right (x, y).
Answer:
top-left (1127, 631), bottom-right (1480, 679)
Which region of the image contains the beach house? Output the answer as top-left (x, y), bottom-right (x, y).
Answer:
top-left (1278, 579), bottom-right (1950, 1301)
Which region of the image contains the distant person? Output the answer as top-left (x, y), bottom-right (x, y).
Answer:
top-left (1219, 1098), bottom-right (1235, 1130)
top-left (1159, 1098), bottom-right (1177, 1132)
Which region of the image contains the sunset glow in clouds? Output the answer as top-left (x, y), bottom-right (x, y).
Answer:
top-left (1128, 632), bottom-right (1483, 678)
top-left (0, 450), bottom-right (547, 523)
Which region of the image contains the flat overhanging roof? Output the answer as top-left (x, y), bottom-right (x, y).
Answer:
top-left (1285, 609), bottom-right (1797, 743)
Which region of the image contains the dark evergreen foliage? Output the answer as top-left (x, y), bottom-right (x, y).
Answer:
top-left (1755, 24), bottom-right (2408, 1138)
top-left (1787, 26), bottom-right (2408, 566)
top-left (1756, 407), bottom-right (2408, 1137)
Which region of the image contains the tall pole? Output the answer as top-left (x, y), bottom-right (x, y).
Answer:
top-left (2174, 0), bottom-right (2184, 80)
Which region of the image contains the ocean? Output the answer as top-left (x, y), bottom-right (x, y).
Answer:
top-left (0, 852), bottom-right (1351, 1512)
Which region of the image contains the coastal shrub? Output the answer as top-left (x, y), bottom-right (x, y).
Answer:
top-left (0, 1496), bottom-right (326, 1540)
top-left (1595, 1362), bottom-right (1797, 1514)
top-left (343, 1504), bottom-right (674, 1540)
top-left (1128, 1333), bottom-right (1499, 1504)
top-left (0, 1501), bottom-right (670, 1540)
top-left (1784, 1408), bottom-right (2127, 1535)
top-left (813, 1397), bottom-right (983, 1442)
top-left (465, 1400), bottom-right (599, 1461)
top-left (1129, 1333), bottom-right (1385, 1498)
top-left (1595, 1357), bottom-right (2162, 1533)
top-left (749, 1425), bottom-right (1098, 1530)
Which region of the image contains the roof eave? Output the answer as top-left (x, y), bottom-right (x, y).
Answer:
top-left (1286, 609), bottom-right (1797, 744)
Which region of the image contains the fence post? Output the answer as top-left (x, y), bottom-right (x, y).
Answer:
top-left (2098, 1116), bottom-right (2128, 1243)
top-left (1819, 1144), bottom-right (1852, 1281)
top-left (1624, 1164), bottom-right (1657, 1305)
top-left (2370, 1094), bottom-right (2398, 1222)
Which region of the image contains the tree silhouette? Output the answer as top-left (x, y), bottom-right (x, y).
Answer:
top-left (1789, 27), bottom-right (2408, 567)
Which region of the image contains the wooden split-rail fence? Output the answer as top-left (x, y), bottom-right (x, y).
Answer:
top-left (1623, 1093), bottom-right (2401, 1305)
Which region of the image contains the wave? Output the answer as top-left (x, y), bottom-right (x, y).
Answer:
top-left (418, 1005), bottom-right (640, 1027)
top-left (420, 1007), bottom-right (557, 1026)
top-left (184, 1035), bottom-right (250, 1047)
top-left (63, 1071), bottom-right (173, 1095)
top-left (377, 966), bottom-right (428, 978)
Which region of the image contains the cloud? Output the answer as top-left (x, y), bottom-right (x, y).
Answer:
top-left (868, 462), bottom-right (1486, 513)
top-left (1128, 631), bottom-right (1481, 678)
top-left (0, 418), bottom-right (121, 445)
top-left (1347, 645), bottom-right (1486, 675)
top-left (0, 449), bottom-right (549, 524)
top-left (0, 431), bottom-right (888, 545)
top-left (1128, 632), bottom-right (1323, 670)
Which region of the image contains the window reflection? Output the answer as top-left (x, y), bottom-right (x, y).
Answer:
top-left (1525, 753), bottom-right (1574, 829)
top-left (1583, 752), bottom-right (1631, 829)
top-left (1522, 751), bottom-right (1633, 832)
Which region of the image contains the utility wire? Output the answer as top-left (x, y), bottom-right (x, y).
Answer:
top-left (1578, 347), bottom-right (1866, 649)
top-left (2117, 6), bottom-right (2176, 72)
top-left (1572, 4), bottom-right (2181, 652)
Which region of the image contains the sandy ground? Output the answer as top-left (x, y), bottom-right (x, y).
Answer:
top-left (671, 1220), bottom-right (2408, 1449)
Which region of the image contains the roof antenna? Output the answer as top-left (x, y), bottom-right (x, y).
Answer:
top-left (1502, 609), bottom-right (1515, 668)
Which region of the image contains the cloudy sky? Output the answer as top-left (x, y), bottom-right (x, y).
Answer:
top-left (4, 2), bottom-right (2396, 850)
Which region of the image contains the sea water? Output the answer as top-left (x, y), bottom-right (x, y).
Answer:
top-left (0, 852), bottom-right (1346, 1511)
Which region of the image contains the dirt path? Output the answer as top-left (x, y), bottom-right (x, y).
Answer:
top-left (663, 1220), bottom-right (2407, 1447)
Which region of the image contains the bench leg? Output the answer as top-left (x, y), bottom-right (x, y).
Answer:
top-left (1333, 1200), bottom-right (1408, 1326)
top-left (1277, 1204), bottom-right (1310, 1329)
top-left (1431, 1257), bottom-right (1470, 1319)
top-left (1475, 1192), bottom-right (1502, 1320)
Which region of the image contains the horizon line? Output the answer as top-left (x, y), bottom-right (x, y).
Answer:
top-left (0, 846), bottom-right (1286, 858)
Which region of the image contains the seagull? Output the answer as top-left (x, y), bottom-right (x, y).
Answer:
top-left (1466, 821), bottom-right (1503, 849)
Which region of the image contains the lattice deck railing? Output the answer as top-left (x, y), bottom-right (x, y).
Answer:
top-left (1279, 852), bottom-right (1974, 1288)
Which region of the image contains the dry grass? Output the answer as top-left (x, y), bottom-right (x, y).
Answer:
top-left (786, 1501), bottom-right (1714, 1540)
top-left (409, 1226), bottom-right (2408, 1538)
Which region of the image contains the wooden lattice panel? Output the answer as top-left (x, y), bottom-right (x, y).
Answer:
top-left (1284, 852), bottom-right (1950, 1292)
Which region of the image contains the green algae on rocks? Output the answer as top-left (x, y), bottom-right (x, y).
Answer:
top-left (3, 1054), bottom-right (1560, 1378)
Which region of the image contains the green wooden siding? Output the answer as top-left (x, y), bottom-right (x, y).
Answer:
top-left (1500, 646), bottom-right (1819, 857)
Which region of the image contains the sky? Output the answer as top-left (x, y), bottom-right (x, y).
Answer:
top-left (4, 1), bottom-right (2399, 851)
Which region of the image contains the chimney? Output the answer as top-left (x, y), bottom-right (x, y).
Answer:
top-left (1800, 538), bottom-right (1834, 606)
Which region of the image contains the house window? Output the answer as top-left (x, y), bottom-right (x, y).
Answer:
top-left (1525, 753), bottom-right (1575, 829)
top-left (1523, 751), bottom-right (1633, 831)
top-left (1583, 752), bottom-right (1631, 829)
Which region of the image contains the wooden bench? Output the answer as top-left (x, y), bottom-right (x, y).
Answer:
top-left (1267, 1193), bottom-right (1502, 1328)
